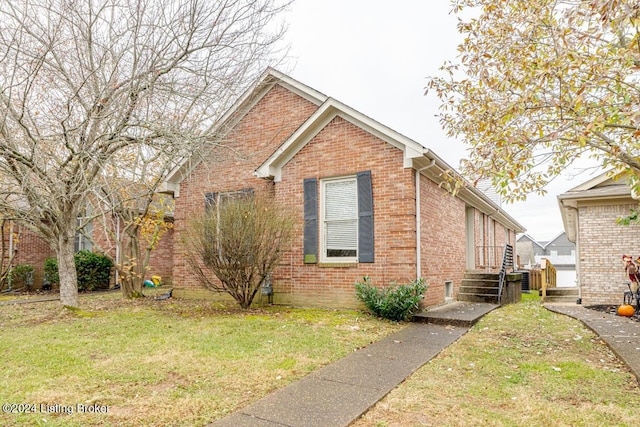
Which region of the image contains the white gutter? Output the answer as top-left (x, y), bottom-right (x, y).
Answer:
top-left (415, 159), bottom-right (436, 279)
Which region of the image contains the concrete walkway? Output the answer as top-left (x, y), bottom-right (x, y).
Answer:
top-left (209, 302), bottom-right (497, 427)
top-left (545, 304), bottom-right (640, 381)
top-left (210, 302), bottom-right (640, 427)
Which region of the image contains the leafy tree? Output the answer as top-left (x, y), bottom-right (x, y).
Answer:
top-left (0, 0), bottom-right (289, 307)
top-left (183, 194), bottom-right (294, 309)
top-left (427, 0), bottom-right (640, 201)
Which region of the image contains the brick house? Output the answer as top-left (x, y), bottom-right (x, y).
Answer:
top-left (1, 216), bottom-right (174, 291)
top-left (161, 68), bottom-right (524, 309)
top-left (558, 171), bottom-right (640, 305)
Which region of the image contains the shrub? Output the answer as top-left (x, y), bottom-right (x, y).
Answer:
top-left (354, 276), bottom-right (428, 321)
top-left (44, 257), bottom-right (59, 289)
top-left (75, 251), bottom-right (112, 291)
top-left (45, 252), bottom-right (113, 291)
top-left (9, 264), bottom-right (34, 291)
top-left (183, 194), bottom-right (294, 309)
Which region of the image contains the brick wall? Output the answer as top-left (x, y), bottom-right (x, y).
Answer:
top-left (172, 83), bottom-right (320, 293)
top-left (89, 215), bottom-right (174, 286)
top-left (273, 116), bottom-right (418, 308)
top-left (419, 174), bottom-right (466, 306)
top-left (171, 80), bottom-right (520, 309)
top-left (577, 201), bottom-right (640, 305)
top-left (11, 224), bottom-right (54, 289)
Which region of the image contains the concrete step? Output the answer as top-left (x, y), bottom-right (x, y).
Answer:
top-left (413, 301), bottom-right (499, 327)
top-left (461, 278), bottom-right (499, 287)
top-left (457, 292), bottom-right (500, 304)
top-left (546, 288), bottom-right (579, 296)
top-left (464, 272), bottom-right (500, 280)
top-left (459, 285), bottom-right (499, 295)
top-left (544, 287), bottom-right (579, 304)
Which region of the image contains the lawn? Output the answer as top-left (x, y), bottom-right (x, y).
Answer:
top-left (353, 293), bottom-right (640, 427)
top-left (3, 292), bottom-right (640, 427)
top-left (0, 291), bottom-right (401, 426)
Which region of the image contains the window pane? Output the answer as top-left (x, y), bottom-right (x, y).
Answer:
top-left (325, 180), bottom-right (357, 221)
top-left (324, 178), bottom-right (357, 258)
top-left (326, 219), bottom-right (357, 250)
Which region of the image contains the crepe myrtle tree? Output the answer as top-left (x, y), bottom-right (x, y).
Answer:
top-left (0, 0), bottom-right (289, 307)
top-left (183, 193), bottom-right (294, 309)
top-left (427, 0), bottom-right (640, 201)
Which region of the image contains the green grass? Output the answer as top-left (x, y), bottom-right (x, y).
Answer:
top-left (354, 293), bottom-right (640, 427)
top-left (0, 295), bottom-right (401, 426)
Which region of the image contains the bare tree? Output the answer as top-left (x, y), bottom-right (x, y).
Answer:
top-left (0, 0), bottom-right (289, 307)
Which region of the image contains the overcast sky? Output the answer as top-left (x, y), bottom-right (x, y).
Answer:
top-left (280, 0), bottom-right (602, 242)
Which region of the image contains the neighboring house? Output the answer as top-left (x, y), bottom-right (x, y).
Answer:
top-left (517, 232), bottom-right (576, 287)
top-left (1, 222), bottom-right (52, 289)
top-left (161, 68), bottom-right (525, 309)
top-left (558, 171), bottom-right (640, 305)
top-left (1, 215), bottom-right (174, 290)
top-left (516, 234), bottom-right (546, 266)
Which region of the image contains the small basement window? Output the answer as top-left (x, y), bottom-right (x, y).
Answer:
top-left (445, 281), bottom-right (453, 301)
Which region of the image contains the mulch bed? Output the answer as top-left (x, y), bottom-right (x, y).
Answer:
top-left (585, 304), bottom-right (640, 322)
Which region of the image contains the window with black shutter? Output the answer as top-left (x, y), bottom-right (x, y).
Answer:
top-left (303, 171), bottom-right (374, 264)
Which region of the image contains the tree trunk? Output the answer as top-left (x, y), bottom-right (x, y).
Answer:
top-left (57, 234), bottom-right (78, 307)
top-left (118, 228), bottom-right (145, 299)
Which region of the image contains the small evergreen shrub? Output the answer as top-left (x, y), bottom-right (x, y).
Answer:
top-left (45, 252), bottom-right (113, 291)
top-left (354, 276), bottom-right (428, 321)
top-left (44, 257), bottom-right (59, 289)
top-left (75, 251), bottom-right (112, 291)
top-left (10, 264), bottom-right (34, 291)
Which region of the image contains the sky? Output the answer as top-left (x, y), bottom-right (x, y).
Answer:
top-left (280, 0), bottom-right (602, 242)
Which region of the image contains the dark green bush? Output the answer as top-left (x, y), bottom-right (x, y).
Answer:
top-left (354, 276), bottom-right (428, 321)
top-left (75, 250), bottom-right (112, 291)
top-left (10, 264), bottom-right (34, 291)
top-left (44, 257), bottom-right (59, 289)
top-left (45, 252), bottom-right (113, 291)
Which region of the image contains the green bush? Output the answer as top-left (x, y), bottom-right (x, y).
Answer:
top-left (44, 252), bottom-right (113, 291)
top-left (354, 276), bottom-right (428, 321)
top-left (44, 257), bottom-right (59, 289)
top-left (10, 264), bottom-right (34, 291)
top-left (75, 250), bottom-right (112, 291)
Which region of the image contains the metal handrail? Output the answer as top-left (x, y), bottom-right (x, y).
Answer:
top-left (497, 244), bottom-right (514, 304)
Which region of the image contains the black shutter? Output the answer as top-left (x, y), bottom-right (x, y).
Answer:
top-left (303, 178), bottom-right (318, 264)
top-left (204, 192), bottom-right (217, 211)
top-left (357, 171), bottom-right (374, 263)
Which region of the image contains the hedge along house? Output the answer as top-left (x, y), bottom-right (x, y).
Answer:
top-left (558, 171), bottom-right (640, 305)
top-left (162, 68), bottom-right (524, 308)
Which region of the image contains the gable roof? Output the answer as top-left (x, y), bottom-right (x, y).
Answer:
top-left (543, 231), bottom-right (570, 249)
top-left (558, 170), bottom-right (634, 241)
top-left (517, 233), bottom-right (545, 249)
top-left (254, 96), bottom-right (426, 181)
top-left (161, 68), bottom-right (525, 233)
top-left (159, 68), bottom-right (328, 196)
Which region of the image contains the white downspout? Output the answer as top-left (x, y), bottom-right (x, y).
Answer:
top-left (415, 159), bottom-right (436, 280)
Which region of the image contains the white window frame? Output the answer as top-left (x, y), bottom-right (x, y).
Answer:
top-left (75, 214), bottom-right (93, 253)
top-left (320, 176), bottom-right (358, 263)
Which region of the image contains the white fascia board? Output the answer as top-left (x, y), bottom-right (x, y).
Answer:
top-left (165, 68), bottom-right (326, 185)
top-left (566, 169), bottom-right (614, 192)
top-left (255, 98), bottom-right (428, 181)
